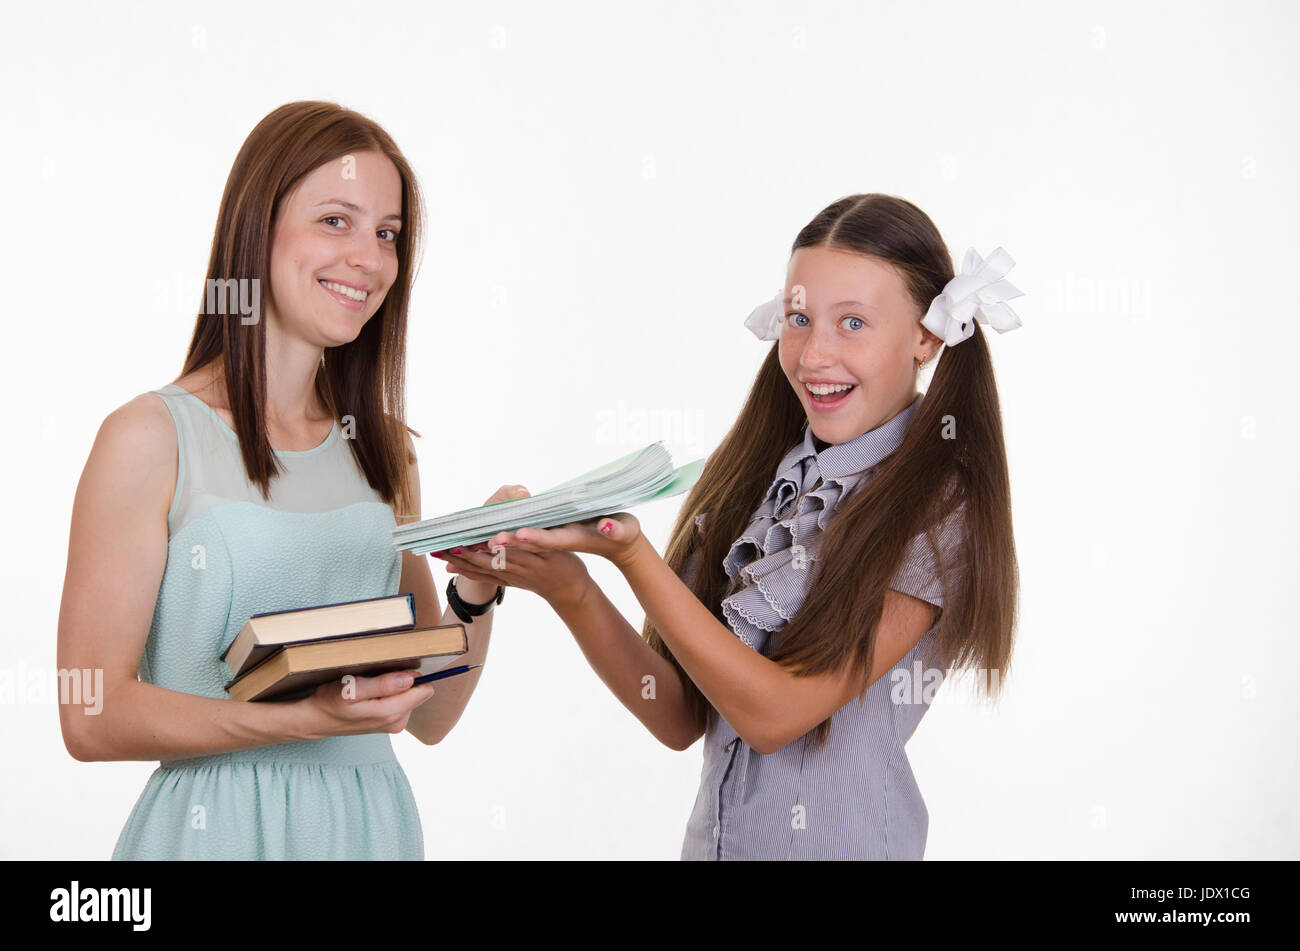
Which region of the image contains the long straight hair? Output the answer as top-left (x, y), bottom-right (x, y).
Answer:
top-left (180, 100), bottom-right (423, 515)
top-left (645, 194), bottom-right (1019, 750)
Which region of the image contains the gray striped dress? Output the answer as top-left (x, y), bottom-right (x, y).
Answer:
top-left (680, 395), bottom-right (966, 860)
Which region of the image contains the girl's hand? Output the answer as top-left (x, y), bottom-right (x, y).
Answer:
top-left (293, 668), bottom-right (435, 740)
top-left (431, 486), bottom-right (610, 610)
top-left (438, 538), bottom-right (593, 611)
top-left (432, 483), bottom-right (534, 602)
top-left (500, 513), bottom-right (644, 569)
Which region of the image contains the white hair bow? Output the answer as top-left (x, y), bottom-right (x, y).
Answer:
top-left (744, 291), bottom-right (784, 342)
top-left (920, 246), bottom-right (1023, 347)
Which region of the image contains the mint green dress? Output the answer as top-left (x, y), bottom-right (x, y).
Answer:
top-left (111, 384), bottom-right (424, 860)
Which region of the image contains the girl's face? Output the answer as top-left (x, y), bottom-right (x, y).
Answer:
top-left (778, 245), bottom-right (939, 446)
top-left (267, 149), bottom-right (403, 349)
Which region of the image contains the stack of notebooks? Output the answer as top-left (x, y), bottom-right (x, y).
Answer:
top-left (221, 593), bottom-right (473, 702)
top-left (391, 442), bottom-right (704, 555)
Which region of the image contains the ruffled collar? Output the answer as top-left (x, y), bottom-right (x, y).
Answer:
top-left (719, 396), bottom-right (921, 651)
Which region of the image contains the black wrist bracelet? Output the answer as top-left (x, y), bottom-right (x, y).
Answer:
top-left (446, 576), bottom-right (504, 624)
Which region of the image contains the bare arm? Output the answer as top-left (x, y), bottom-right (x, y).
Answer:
top-left (454, 518), bottom-right (938, 756)
top-left (441, 543), bottom-right (703, 751)
top-left (57, 395), bottom-right (431, 762)
top-left (398, 432), bottom-right (504, 746)
top-left (608, 531), bottom-right (937, 754)
top-left (549, 579), bottom-right (704, 751)
top-left (397, 543), bottom-right (495, 746)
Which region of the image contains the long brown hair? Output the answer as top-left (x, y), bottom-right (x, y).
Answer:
top-left (645, 193), bottom-right (1019, 750)
top-left (180, 100), bottom-right (423, 515)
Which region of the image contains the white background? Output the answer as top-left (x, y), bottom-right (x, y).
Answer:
top-left (2, 0), bottom-right (1296, 859)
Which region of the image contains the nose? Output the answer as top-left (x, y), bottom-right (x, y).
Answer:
top-left (346, 230), bottom-right (384, 274)
top-left (799, 320), bottom-right (838, 368)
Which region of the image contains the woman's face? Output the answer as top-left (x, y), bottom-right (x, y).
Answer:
top-left (267, 149), bottom-right (403, 348)
top-left (778, 245), bottom-right (939, 446)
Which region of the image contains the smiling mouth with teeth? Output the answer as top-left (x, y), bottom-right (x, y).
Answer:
top-left (804, 382), bottom-right (856, 402)
top-left (319, 280), bottom-right (369, 302)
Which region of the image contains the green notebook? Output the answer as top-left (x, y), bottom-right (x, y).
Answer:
top-left (390, 443), bottom-right (705, 555)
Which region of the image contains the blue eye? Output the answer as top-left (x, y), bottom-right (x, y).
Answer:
top-left (842, 316), bottom-right (865, 331)
top-left (787, 313), bottom-right (809, 327)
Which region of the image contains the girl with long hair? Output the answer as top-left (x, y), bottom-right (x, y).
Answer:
top-left (439, 194), bottom-right (1020, 859)
top-left (57, 101), bottom-right (511, 859)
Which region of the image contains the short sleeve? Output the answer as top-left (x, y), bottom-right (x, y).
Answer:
top-left (889, 501), bottom-right (967, 610)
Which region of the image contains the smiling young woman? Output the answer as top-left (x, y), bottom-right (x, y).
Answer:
top-left (56, 101), bottom-right (503, 860)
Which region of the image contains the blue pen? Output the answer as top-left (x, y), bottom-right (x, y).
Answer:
top-left (412, 664), bottom-right (481, 686)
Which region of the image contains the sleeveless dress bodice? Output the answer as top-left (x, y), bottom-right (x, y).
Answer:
top-left (111, 383), bottom-right (422, 860)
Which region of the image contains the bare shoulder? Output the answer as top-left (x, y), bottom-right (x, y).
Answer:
top-left (81, 391), bottom-right (178, 518)
top-left (99, 392), bottom-right (176, 458)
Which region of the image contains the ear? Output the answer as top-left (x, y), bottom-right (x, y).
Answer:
top-left (915, 322), bottom-right (943, 363)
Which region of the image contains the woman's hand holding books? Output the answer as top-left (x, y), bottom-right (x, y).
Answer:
top-left (292, 668), bottom-right (436, 739)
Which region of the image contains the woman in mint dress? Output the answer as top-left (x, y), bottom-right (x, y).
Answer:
top-left (56, 101), bottom-right (510, 860)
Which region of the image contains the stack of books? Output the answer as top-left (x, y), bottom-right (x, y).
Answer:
top-left (391, 442), bottom-right (704, 555)
top-left (221, 593), bottom-right (472, 702)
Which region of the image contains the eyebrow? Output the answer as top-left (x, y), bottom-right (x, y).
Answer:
top-left (783, 297), bottom-right (878, 311)
top-left (313, 199), bottom-right (402, 223)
